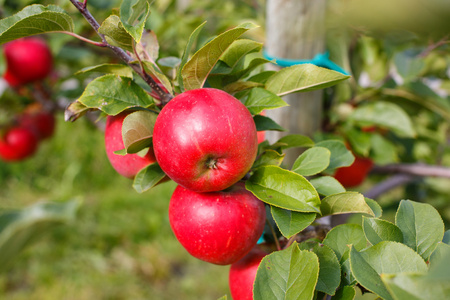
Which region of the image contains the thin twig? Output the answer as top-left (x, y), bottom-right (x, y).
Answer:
top-left (371, 163), bottom-right (450, 178)
top-left (267, 220), bottom-right (281, 251)
top-left (55, 31), bottom-right (106, 47)
top-left (68, 0), bottom-right (173, 106)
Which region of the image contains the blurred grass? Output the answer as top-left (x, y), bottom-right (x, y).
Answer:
top-left (0, 115), bottom-right (229, 300)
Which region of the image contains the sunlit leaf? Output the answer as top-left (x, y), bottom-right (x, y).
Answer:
top-left (291, 147), bottom-right (330, 176)
top-left (271, 206), bottom-right (315, 238)
top-left (320, 192), bottom-right (374, 217)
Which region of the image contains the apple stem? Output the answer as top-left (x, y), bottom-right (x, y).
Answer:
top-left (68, 0), bottom-right (174, 106)
top-left (266, 220), bottom-right (281, 251)
top-left (56, 31), bottom-right (107, 48)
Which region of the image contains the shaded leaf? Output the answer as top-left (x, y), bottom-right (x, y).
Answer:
top-left (246, 166), bottom-right (321, 213)
top-left (265, 64), bottom-right (350, 96)
top-left (252, 150), bottom-right (285, 170)
top-left (292, 147), bottom-right (330, 176)
top-left (253, 115), bottom-right (286, 132)
top-left (122, 110), bottom-right (157, 153)
top-left (332, 286), bottom-right (356, 300)
top-left (271, 206), bottom-right (316, 238)
top-left (321, 192), bottom-right (374, 217)
top-left (363, 217), bottom-right (403, 246)
top-left (132, 163), bottom-right (167, 193)
top-left (313, 244), bottom-right (341, 296)
top-left (271, 134), bottom-right (315, 150)
top-left (220, 39), bottom-right (262, 69)
top-left (365, 198), bottom-right (383, 218)
top-left (64, 101), bottom-right (90, 122)
top-left (0, 5), bottom-right (74, 44)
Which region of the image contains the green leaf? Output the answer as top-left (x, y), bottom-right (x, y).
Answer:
top-left (291, 147), bottom-right (330, 176)
top-left (122, 110), bottom-right (157, 153)
top-left (132, 163), bottom-right (167, 193)
top-left (393, 50), bottom-right (425, 82)
top-left (220, 39), bottom-right (262, 69)
top-left (271, 206), bottom-right (315, 238)
top-left (395, 200), bottom-right (445, 260)
top-left (323, 224), bottom-right (366, 260)
top-left (98, 15), bottom-right (133, 51)
top-left (217, 296), bottom-right (228, 300)
top-left (243, 87), bottom-right (288, 115)
top-left (64, 101), bottom-right (90, 122)
top-left (182, 22), bottom-right (258, 90)
top-left (120, 0), bottom-right (150, 43)
top-left (0, 4), bottom-right (74, 44)
top-left (429, 242), bottom-right (450, 273)
top-left (370, 134), bottom-right (398, 165)
top-left (362, 217), bottom-right (403, 246)
top-left (349, 102), bottom-right (416, 138)
top-left (316, 140), bottom-right (355, 172)
top-left (253, 115), bottom-right (286, 132)
top-left (76, 75), bottom-right (155, 115)
top-left (311, 244), bottom-right (341, 295)
top-left (320, 192), bottom-right (374, 217)
top-left (309, 176), bottom-right (345, 197)
top-left (271, 134), bottom-right (315, 150)
top-left (350, 242), bottom-right (428, 300)
top-left (0, 200), bottom-right (80, 272)
top-left (252, 150), bottom-right (285, 170)
top-left (246, 166), bottom-right (321, 213)
top-left (345, 127), bottom-right (372, 157)
top-left (75, 63), bottom-right (133, 78)
top-left (332, 286), bottom-right (356, 300)
top-left (223, 81), bottom-right (262, 94)
top-left (177, 21), bottom-right (206, 92)
top-left (253, 243), bottom-right (319, 300)
top-left (365, 198), bottom-right (383, 218)
top-left (265, 64), bottom-right (350, 96)
top-left (382, 272), bottom-right (450, 300)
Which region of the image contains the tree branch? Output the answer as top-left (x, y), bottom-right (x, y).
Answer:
top-left (371, 163), bottom-right (450, 178)
top-left (68, 0), bottom-right (173, 106)
top-left (364, 174), bottom-right (417, 200)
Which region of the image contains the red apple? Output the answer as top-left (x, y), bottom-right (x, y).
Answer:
top-left (229, 247), bottom-right (268, 300)
top-left (3, 37), bottom-right (53, 86)
top-left (105, 112), bottom-right (156, 179)
top-left (0, 127), bottom-right (39, 161)
top-left (334, 155), bottom-right (374, 188)
top-left (19, 111), bottom-right (56, 140)
top-left (169, 182), bottom-right (266, 265)
top-left (153, 88), bottom-right (258, 192)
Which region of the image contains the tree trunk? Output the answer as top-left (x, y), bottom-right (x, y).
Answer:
top-left (265, 0), bottom-right (326, 168)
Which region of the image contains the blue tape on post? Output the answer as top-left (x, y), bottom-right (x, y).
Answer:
top-left (263, 49), bottom-right (349, 75)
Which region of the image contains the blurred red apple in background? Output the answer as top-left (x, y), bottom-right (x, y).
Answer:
top-left (0, 127), bottom-right (39, 161)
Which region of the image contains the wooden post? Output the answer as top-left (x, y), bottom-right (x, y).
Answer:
top-left (265, 0), bottom-right (326, 168)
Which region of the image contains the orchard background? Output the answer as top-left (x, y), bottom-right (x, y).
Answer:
top-left (0, 0), bottom-right (449, 299)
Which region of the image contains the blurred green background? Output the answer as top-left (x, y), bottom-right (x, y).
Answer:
top-left (0, 116), bottom-right (230, 299)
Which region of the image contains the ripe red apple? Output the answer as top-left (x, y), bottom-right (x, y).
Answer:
top-left (153, 88), bottom-right (258, 192)
top-left (19, 111), bottom-right (56, 140)
top-left (0, 127), bottom-right (39, 161)
top-left (105, 112), bottom-right (157, 179)
top-left (3, 37), bottom-right (53, 86)
top-left (229, 247), bottom-right (268, 300)
top-left (334, 155), bottom-right (374, 188)
top-left (169, 182), bottom-right (266, 265)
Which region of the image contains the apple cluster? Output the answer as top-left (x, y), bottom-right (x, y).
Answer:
top-left (104, 88), bottom-right (267, 299)
top-left (0, 38), bottom-right (56, 162)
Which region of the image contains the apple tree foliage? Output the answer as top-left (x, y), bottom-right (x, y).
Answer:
top-left (0, 1), bottom-right (449, 299)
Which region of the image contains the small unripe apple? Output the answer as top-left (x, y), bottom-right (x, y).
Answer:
top-left (334, 155), bottom-right (374, 188)
top-left (104, 112), bottom-right (156, 179)
top-left (3, 37), bottom-right (53, 86)
top-left (169, 182), bottom-right (266, 265)
top-left (0, 127), bottom-right (39, 161)
top-left (229, 247), bottom-right (267, 300)
top-left (19, 111), bottom-right (56, 140)
top-left (153, 88), bottom-right (258, 192)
